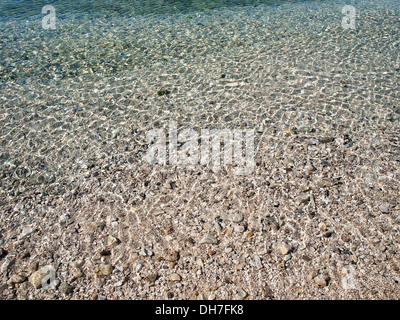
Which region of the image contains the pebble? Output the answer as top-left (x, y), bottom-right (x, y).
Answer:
top-left (70, 259), bottom-right (84, 269)
top-left (1, 257), bottom-right (15, 275)
top-left (114, 280), bottom-right (124, 287)
top-left (323, 230), bottom-right (334, 238)
top-left (283, 254), bottom-right (292, 262)
top-left (59, 214), bottom-right (69, 224)
top-left (167, 273), bottom-right (181, 281)
top-left (139, 248), bottom-right (154, 256)
top-left (200, 233), bottom-right (218, 245)
top-left (273, 243), bottom-right (292, 256)
top-left (60, 283), bottom-right (74, 295)
top-left (380, 205), bottom-right (390, 214)
top-left (9, 274), bottom-right (27, 284)
top-left (145, 274), bottom-right (158, 283)
top-left (135, 263), bottom-right (143, 273)
top-left (305, 163), bottom-right (316, 173)
top-left (318, 136), bottom-right (335, 143)
top-left (29, 268), bottom-right (47, 289)
top-left (283, 159), bottom-right (295, 169)
top-left (235, 288), bottom-right (248, 300)
top-left (90, 221), bottom-right (106, 231)
top-left (245, 232), bottom-right (253, 238)
top-left (297, 193), bottom-right (310, 205)
top-left (70, 270), bottom-right (83, 282)
top-left (314, 274), bottom-right (330, 287)
top-left (111, 221), bottom-right (119, 228)
top-left (14, 203), bottom-right (24, 212)
top-left (153, 209), bottom-right (166, 216)
top-left (208, 293), bottom-right (216, 300)
top-left (165, 235), bottom-right (176, 241)
top-left (106, 214), bottom-right (118, 225)
top-left (196, 259), bottom-right (204, 268)
top-left (165, 250), bottom-right (179, 262)
top-left (234, 225), bottom-right (245, 233)
top-left (220, 213), bottom-right (244, 223)
top-left (251, 255), bottom-right (263, 269)
top-left (235, 264), bottom-right (245, 271)
top-left (21, 226), bottom-right (35, 238)
top-left (299, 185), bottom-right (311, 193)
top-left (107, 235), bottom-right (120, 246)
top-left (224, 247), bottom-right (233, 253)
top-left (98, 264), bottom-right (113, 276)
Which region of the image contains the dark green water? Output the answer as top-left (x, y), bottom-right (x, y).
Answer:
top-left (1, 0), bottom-right (310, 18)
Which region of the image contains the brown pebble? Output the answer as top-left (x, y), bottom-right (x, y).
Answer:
top-left (323, 230), bottom-right (334, 238)
top-left (29, 261), bottom-right (39, 272)
top-left (9, 274), bottom-right (27, 284)
top-left (225, 277), bottom-right (233, 284)
top-left (224, 228), bottom-right (233, 237)
top-left (165, 250), bottom-right (179, 262)
top-left (146, 274), bottom-right (158, 283)
top-left (90, 293), bottom-right (98, 300)
top-left (315, 274), bottom-right (330, 287)
top-left (98, 264), bottom-right (113, 276)
top-left (167, 292), bottom-right (174, 299)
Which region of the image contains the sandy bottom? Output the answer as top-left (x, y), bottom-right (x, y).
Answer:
top-left (0, 0), bottom-right (400, 299)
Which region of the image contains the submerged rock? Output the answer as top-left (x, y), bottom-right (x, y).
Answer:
top-left (220, 213), bottom-right (244, 223)
top-left (200, 233), bottom-right (218, 245)
top-left (273, 242), bottom-right (291, 256)
top-left (157, 89), bottom-right (170, 96)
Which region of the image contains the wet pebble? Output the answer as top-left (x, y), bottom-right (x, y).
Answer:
top-left (70, 259), bottom-right (84, 269)
top-left (60, 283), bottom-right (74, 295)
top-left (235, 288), bottom-right (248, 300)
top-left (107, 235), bottom-right (120, 246)
top-left (220, 213), bottom-right (244, 223)
top-left (200, 233), bottom-right (218, 245)
top-left (314, 274), bottom-right (330, 287)
top-left (98, 264), bottom-right (113, 276)
top-left (29, 268), bottom-right (47, 289)
top-left (9, 274), bottom-right (27, 284)
top-left (145, 274), bottom-right (158, 283)
top-left (251, 255), bottom-right (263, 269)
top-left (21, 226), bottom-right (35, 238)
top-left (167, 273), bottom-right (181, 282)
top-left (273, 242), bottom-right (291, 256)
top-left (380, 205), bottom-right (390, 214)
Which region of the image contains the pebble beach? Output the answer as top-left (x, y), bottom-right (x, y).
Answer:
top-left (0, 0), bottom-right (400, 300)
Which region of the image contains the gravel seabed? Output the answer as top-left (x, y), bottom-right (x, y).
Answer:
top-left (0, 0), bottom-right (400, 299)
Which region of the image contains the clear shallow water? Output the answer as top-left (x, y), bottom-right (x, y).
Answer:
top-left (0, 0), bottom-right (399, 178)
top-left (1, 0), bottom-right (311, 18)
